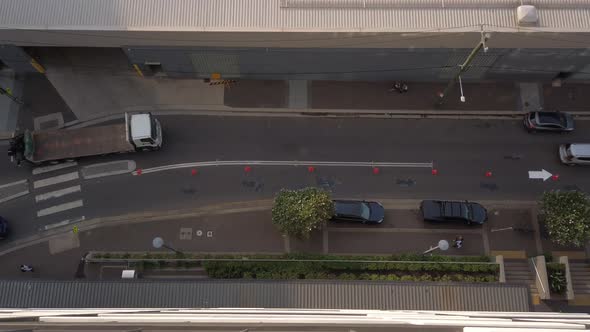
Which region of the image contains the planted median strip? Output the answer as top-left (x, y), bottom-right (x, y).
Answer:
top-left (88, 253), bottom-right (499, 282)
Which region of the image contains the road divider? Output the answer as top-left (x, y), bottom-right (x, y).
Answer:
top-left (132, 160), bottom-right (434, 175)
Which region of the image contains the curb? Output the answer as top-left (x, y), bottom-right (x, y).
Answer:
top-left (60, 105), bottom-right (590, 129)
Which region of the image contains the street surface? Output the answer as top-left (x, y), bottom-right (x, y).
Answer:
top-left (1, 115), bottom-right (590, 242)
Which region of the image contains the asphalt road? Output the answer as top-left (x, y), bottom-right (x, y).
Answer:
top-left (1, 115), bottom-right (590, 241)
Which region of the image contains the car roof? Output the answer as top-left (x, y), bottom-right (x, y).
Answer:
top-left (536, 112), bottom-right (563, 124)
top-left (334, 201), bottom-right (362, 216)
top-left (441, 201), bottom-right (468, 218)
top-left (570, 144), bottom-right (590, 157)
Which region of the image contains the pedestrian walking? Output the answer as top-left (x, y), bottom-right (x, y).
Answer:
top-left (400, 83), bottom-right (408, 93)
top-left (453, 236), bottom-right (464, 249)
top-left (20, 264), bottom-right (34, 272)
top-left (389, 81), bottom-right (409, 93)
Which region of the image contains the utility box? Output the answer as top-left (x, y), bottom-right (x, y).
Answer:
top-left (121, 270), bottom-right (137, 279)
top-left (517, 5), bottom-right (539, 25)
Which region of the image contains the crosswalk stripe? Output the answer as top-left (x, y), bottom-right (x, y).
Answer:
top-left (35, 185), bottom-right (81, 202)
top-left (43, 216), bottom-right (85, 230)
top-left (33, 171), bottom-right (79, 189)
top-left (37, 199), bottom-right (84, 217)
top-left (32, 161), bottom-right (78, 175)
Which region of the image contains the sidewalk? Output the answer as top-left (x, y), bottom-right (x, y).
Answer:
top-left (0, 69), bottom-right (22, 139)
top-left (225, 80), bottom-right (590, 113)
top-left (0, 199), bottom-right (578, 279)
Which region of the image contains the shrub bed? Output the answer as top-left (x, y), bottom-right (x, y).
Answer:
top-left (89, 252), bottom-right (498, 282)
top-left (547, 262), bottom-right (567, 294)
top-left (202, 260), bottom-right (498, 282)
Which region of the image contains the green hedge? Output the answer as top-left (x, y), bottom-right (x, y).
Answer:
top-left (91, 252), bottom-right (498, 282)
top-left (202, 259), bottom-right (498, 282)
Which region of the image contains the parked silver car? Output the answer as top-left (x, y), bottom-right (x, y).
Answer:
top-left (559, 143), bottom-right (590, 165)
top-left (524, 111), bottom-right (574, 133)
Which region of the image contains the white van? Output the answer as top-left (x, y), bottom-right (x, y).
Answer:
top-left (559, 143), bottom-right (590, 165)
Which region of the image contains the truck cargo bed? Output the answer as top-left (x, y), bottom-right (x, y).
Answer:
top-left (31, 124), bottom-right (134, 162)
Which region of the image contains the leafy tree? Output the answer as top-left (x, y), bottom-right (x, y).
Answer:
top-left (271, 188), bottom-right (334, 239)
top-left (541, 190), bottom-right (590, 247)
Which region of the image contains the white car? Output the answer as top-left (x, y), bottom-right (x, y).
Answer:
top-left (559, 143), bottom-right (590, 165)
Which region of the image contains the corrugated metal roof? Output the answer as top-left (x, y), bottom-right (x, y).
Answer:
top-left (0, 280), bottom-right (531, 311)
top-left (0, 0), bottom-right (589, 32)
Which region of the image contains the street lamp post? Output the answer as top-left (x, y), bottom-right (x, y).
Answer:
top-left (152, 237), bottom-right (183, 255)
top-left (423, 240), bottom-right (450, 255)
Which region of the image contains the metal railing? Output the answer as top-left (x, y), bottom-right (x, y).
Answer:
top-left (530, 257), bottom-right (547, 295)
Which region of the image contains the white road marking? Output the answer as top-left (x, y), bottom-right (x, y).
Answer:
top-left (42, 216), bottom-right (85, 231)
top-left (33, 171), bottom-right (79, 189)
top-left (0, 191), bottom-right (30, 203)
top-left (37, 199), bottom-right (84, 217)
top-left (0, 179), bottom-right (28, 189)
top-left (0, 179), bottom-right (29, 203)
top-left (81, 160), bottom-right (136, 179)
top-left (32, 161), bottom-right (77, 175)
top-left (133, 160), bottom-right (434, 175)
top-left (528, 169), bottom-right (552, 181)
top-left (35, 185), bottom-right (81, 202)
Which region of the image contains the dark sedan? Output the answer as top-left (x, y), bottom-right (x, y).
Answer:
top-left (523, 111), bottom-right (574, 133)
top-left (331, 200), bottom-right (385, 224)
top-left (0, 216), bottom-right (8, 240)
top-left (420, 200), bottom-right (487, 225)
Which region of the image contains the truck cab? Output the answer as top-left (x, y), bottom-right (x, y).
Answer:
top-left (128, 113), bottom-right (163, 151)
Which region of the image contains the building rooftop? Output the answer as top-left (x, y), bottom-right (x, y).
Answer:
top-left (0, 279), bottom-right (531, 311)
top-left (0, 0), bottom-right (589, 32)
top-left (0, 0), bottom-right (589, 48)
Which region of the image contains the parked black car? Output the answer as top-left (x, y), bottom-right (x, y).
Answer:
top-left (331, 200), bottom-right (385, 224)
top-left (523, 111), bottom-right (574, 133)
top-left (420, 200), bottom-right (487, 225)
top-left (0, 216), bottom-right (9, 239)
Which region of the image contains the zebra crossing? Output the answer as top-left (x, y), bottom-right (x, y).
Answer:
top-left (31, 162), bottom-right (85, 227)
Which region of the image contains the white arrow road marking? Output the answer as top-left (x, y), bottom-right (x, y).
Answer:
top-left (528, 169), bottom-right (552, 181)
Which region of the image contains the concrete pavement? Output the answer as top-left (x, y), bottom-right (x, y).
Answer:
top-left (0, 69), bottom-right (22, 139)
top-left (6, 48), bottom-right (588, 127)
top-left (0, 201), bottom-right (546, 280)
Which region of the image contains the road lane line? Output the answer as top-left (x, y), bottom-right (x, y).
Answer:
top-left (0, 179), bottom-right (30, 203)
top-left (37, 200), bottom-right (84, 217)
top-left (0, 179), bottom-right (27, 189)
top-left (328, 227), bottom-right (482, 234)
top-left (32, 161), bottom-right (78, 175)
top-left (134, 160), bottom-right (434, 175)
top-left (33, 171), bottom-right (79, 189)
top-left (35, 185), bottom-right (81, 202)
